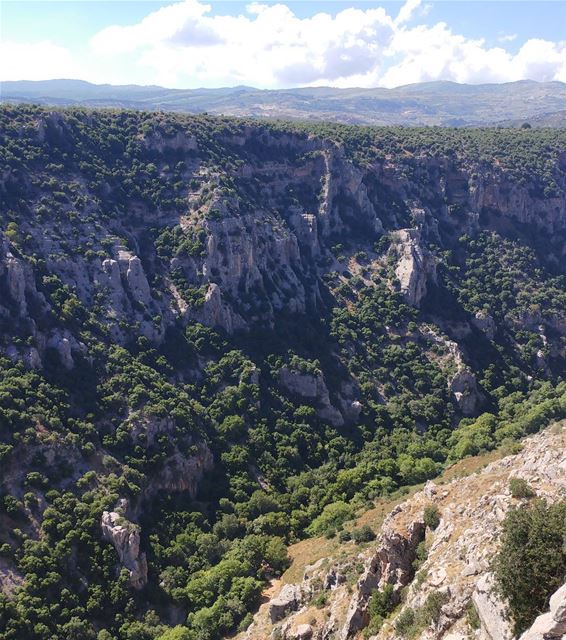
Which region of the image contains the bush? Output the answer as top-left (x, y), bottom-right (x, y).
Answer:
top-left (509, 478), bottom-right (535, 499)
top-left (352, 525), bottom-right (376, 544)
top-left (412, 541), bottom-right (428, 570)
top-left (364, 584), bottom-right (395, 637)
top-left (419, 590), bottom-right (449, 625)
top-left (466, 601), bottom-right (481, 630)
top-left (395, 608), bottom-right (416, 636)
top-left (307, 501), bottom-right (354, 536)
top-left (339, 530), bottom-right (351, 543)
top-left (494, 500), bottom-right (566, 634)
top-left (423, 505), bottom-right (440, 530)
top-left (312, 593), bottom-right (327, 608)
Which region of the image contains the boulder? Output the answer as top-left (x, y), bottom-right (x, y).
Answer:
top-left (290, 624), bottom-right (313, 640)
top-left (550, 583), bottom-right (566, 622)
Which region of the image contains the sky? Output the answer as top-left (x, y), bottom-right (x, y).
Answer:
top-left (1, 0), bottom-right (566, 89)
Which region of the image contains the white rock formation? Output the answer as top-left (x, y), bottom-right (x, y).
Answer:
top-left (101, 511), bottom-right (148, 589)
top-left (472, 573), bottom-right (514, 640)
top-left (269, 584), bottom-right (303, 622)
top-left (393, 229), bottom-right (436, 307)
top-left (120, 253), bottom-right (151, 305)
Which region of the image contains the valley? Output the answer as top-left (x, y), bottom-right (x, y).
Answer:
top-left (0, 105), bottom-right (564, 639)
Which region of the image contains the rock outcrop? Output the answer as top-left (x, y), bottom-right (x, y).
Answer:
top-left (341, 520), bottom-right (426, 639)
top-left (269, 584), bottom-right (303, 623)
top-left (278, 365), bottom-right (344, 427)
top-left (101, 511), bottom-right (148, 589)
top-left (472, 573), bottom-right (514, 640)
top-left (392, 229), bottom-right (436, 307)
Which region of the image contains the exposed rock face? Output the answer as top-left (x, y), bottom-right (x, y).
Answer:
top-left (472, 311), bottom-right (496, 340)
top-left (198, 283), bottom-right (246, 333)
top-left (5, 254), bottom-right (27, 316)
top-left (423, 329), bottom-right (484, 415)
top-left (46, 332), bottom-right (74, 370)
top-left (151, 443), bottom-right (214, 497)
top-left (1, 116), bottom-right (564, 401)
top-left (118, 251), bottom-right (152, 305)
top-left (448, 367), bottom-right (482, 417)
top-left (520, 582), bottom-right (566, 640)
top-left (278, 366), bottom-right (344, 427)
top-left (240, 424), bottom-right (566, 640)
top-left (472, 573), bottom-right (514, 640)
top-left (125, 412), bottom-right (214, 497)
top-left (101, 511), bottom-right (148, 589)
top-left (269, 584), bottom-right (303, 622)
top-left (341, 520), bottom-right (426, 639)
top-left (392, 229), bottom-right (436, 307)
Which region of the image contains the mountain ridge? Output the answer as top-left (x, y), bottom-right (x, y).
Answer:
top-left (3, 79), bottom-right (566, 126)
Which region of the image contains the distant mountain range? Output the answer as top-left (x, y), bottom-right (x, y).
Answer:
top-left (2, 78), bottom-right (566, 126)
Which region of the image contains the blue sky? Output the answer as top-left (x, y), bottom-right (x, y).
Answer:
top-left (2, 1), bottom-right (566, 88)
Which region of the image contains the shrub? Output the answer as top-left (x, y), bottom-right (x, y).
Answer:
top-left (395, 608), bottom-right (416, 636)
top-left (339, 530), bottom-right (351, 543)
top-left (419, 590), bottom-right (449, 625)
top-left (494, 500), bottom-right (566, 634)
top-left (466, 601), bottom-right (481, 630)
top-left (364, 584), bottom-right (395, 637)
top-left (352, 525), bottom-right (376, 544)
top-left (312, 592), bottom-right (327, 608)
top-left (423, 505), bottom-right (440, 530)
top-left (509, 478), bottom-right (535, 499)
top-left (307, 501), bottom-right (354, 536)
top-left (412, 541), bottom-right (428, 570)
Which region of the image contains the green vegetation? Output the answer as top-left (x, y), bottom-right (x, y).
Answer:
top-left (423, 505), bottom-right (441, 530)
top-left (494, 500), bottom-right (566, 634)
top-left (351, 524), bottom-right (376, 544)
top-left (364, 583), bottom-right (395, 637)
top-left (394, 590), bottom-right (449, 638)
top-left (509, 478), bottom-right (536, 499)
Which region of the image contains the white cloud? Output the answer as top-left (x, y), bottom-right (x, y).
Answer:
top-left (395, 0), bottom-right (423, 26)
top-left (0, 41), bottom-right (80, 81)
top-left (3, 0), bottom-right (566, 89)
top-left (90, 0), bottom-right (397, 88)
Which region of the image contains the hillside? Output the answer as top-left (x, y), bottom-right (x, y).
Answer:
top-left (0, 105), bottom-right (565, 640)
top-left (242, 421), bottom-right (566, 640)
top-left (3, 79), bottom-right (566, 127)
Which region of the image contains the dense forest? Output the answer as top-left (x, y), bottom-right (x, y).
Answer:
top-left (0, 105), bottom-right (564, 639)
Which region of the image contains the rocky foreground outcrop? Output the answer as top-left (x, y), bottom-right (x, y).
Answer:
top-left (240, 422), bottom-right (566, 640)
